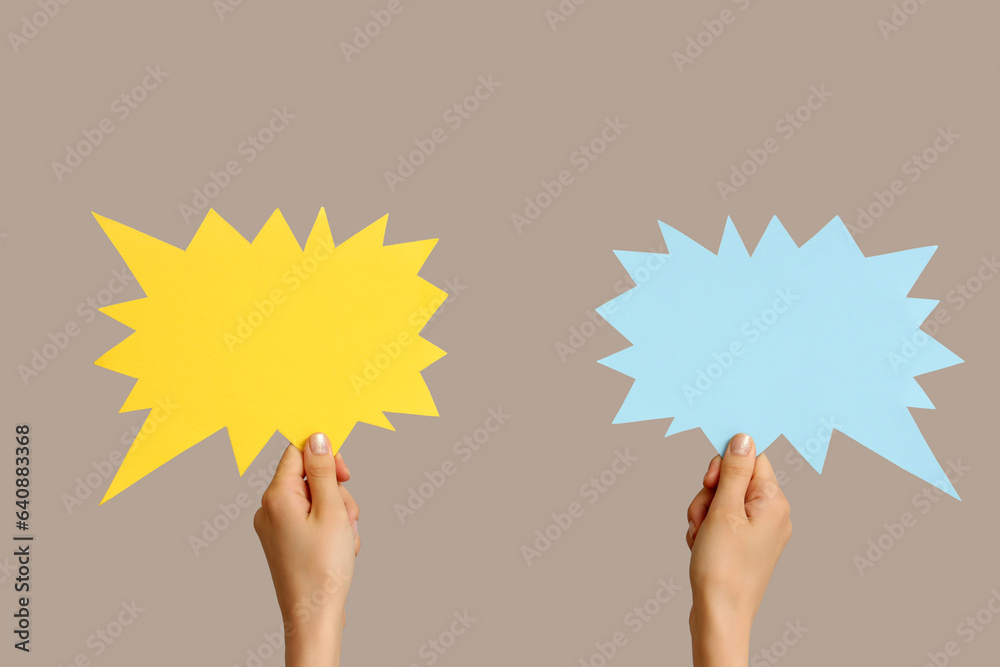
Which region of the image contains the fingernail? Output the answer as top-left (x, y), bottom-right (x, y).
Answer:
top-left (310, 433), bottom-right (330, 455)
top-left (729, 433), bottom-right (751, 456)
top-left (687, 520), bottom-right (695, 538)
top-left (352, 519), bottom-right (359, 538)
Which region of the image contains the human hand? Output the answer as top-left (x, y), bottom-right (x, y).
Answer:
top-left (254, 433), bottom-right (360, 667)
top-left (686, 433), bottom-right (792, 667)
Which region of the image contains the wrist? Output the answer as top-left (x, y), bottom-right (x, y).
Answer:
top-left (690, 600), bottom-right (752, 667)
top-left (284, 606), bottom-right (345, 667)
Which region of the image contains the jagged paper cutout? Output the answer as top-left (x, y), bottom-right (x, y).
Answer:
top-left (597, 217), bottom-right (963, 498)
top-left (95, 209), bottom-right (446, 503)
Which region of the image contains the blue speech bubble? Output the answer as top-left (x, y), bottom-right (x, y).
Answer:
top-left (597, 216), bottom-right (964, 499)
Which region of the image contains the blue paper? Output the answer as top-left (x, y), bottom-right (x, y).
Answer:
top-left (597, 217), bottom-right (964, 499)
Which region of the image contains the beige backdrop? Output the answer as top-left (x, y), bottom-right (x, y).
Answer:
top-left (2, 1), bottom-right (999, 665)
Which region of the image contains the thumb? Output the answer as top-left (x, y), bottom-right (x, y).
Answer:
top-left (708, 433), bottom-right (756, 519)
top-left (303, 432), bottom-right (347, 521)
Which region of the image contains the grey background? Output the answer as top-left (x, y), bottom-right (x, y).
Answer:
top-left (2, 1), bottom-right (998, 665)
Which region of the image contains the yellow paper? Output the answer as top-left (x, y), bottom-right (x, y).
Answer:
top-left (94, 209), bottom-right (447, 503)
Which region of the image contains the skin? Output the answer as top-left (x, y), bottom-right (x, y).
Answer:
top-left (686, 433), bottom-right (793, 667)
top-left (254, 433), bottom-right (360, 667)
top-left (254, 430), bottom-right (788, 666)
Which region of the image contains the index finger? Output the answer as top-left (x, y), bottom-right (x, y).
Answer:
top-left (751, 451), bottom-right (777, 483)
top-left (335, 452), bottom-right (351, 482)
top-left (745, 452), bottom-right (786, 523)
top-left (264, 444), bottom-right (309, 504)
top-left (272, 443), bottom-right (305, 485)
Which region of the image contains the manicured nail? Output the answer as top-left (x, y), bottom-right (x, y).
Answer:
top-left (688, 520), bottom-right (695, 538)
top-left (352, 519), bottom-right (359, 538)
top-left (729, 433), bottom-right (751, 456)
top-left (310, 433), bottom-right (330, 455)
